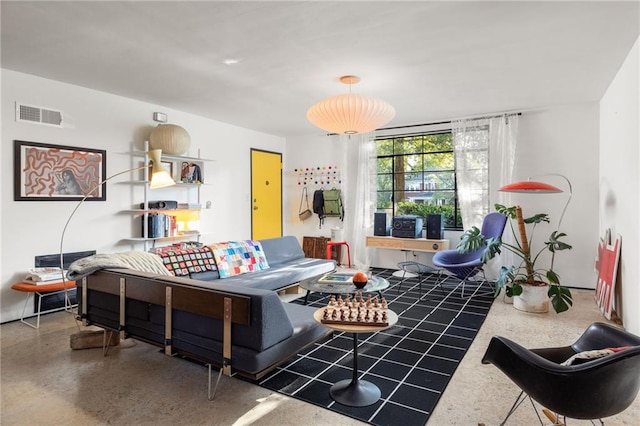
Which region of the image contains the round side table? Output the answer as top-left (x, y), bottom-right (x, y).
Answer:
top-left (313, 308), bottom-right (398, 407)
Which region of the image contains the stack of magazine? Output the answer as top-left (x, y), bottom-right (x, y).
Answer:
top-left (318, 272), bottom-right (354, 284)
top-left (24, 267), bottom-right (66, 285)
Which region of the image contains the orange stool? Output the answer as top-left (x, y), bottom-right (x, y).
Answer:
top-left (326, 241), bottom-right (351, 268)
top-left (11, 281), bottom-right (76, 329)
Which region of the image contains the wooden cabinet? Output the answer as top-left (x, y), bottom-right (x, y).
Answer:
top-left (303, 236), bottom-right (329, 259)
top-left (302, 236), bottom-right (343, 263)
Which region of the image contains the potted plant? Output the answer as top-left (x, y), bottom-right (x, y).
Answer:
top-left (457, 203), bottom-right (573, 313)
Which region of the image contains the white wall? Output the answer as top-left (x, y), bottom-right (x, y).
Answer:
top-left (600, 36), bottom-right (640, 334)
top-left (515, 103), bottom-right (601, 291)
top-left (1, 69), bottom-right (285, 323)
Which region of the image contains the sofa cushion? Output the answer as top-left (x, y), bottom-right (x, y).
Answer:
top-left (158, 247), bottom-right (217, 277)
top-left (209, 240), bottom-right (270, 278)
top-left (220, 257), bottom-right (336, 291)
top-left (258, 235), bottom-right (305, 267)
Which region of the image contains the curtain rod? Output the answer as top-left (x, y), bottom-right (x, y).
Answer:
top-left (377, 112), bottom-right (521, 132)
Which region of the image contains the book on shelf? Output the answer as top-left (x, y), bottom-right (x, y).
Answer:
top-left (317, 272), bottom-right (354, 284)
top-left (141, 213), bottom-right (178, 238)
top-left (24, 267), bottom-right (66, 284)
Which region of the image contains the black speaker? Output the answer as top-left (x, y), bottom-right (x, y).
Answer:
top-left (374, 212), bottom-right (390, 236)
top-left (426, 214), bottom-right (444, 239)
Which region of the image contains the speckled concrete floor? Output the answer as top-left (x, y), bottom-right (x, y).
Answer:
top-left (1, 289), bottom-right (638, 425)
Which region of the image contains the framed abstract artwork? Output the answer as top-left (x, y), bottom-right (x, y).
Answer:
top-left (14, 140), bottom-right (107, 201)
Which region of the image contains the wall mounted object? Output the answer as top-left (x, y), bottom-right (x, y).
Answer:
top-left (14, 140), bottom-right (107, 201)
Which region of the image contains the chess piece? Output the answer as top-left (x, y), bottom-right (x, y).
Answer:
top-left (337, 295), bottom-right (343, 306)
top-left (373, 298), bottom-right (379, 308)
top-left (382, 311), bottom-right (388, 322)
top-left (323, 308), bottom-right (329, 320)
top-left (382, 298), bottom-right (387, 309)
top-left (331, 309), bottom-right (338, 320)
top-left (329, 295), bottom-right (336, 306)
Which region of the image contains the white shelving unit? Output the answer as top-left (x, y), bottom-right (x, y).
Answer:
top-left (123, 141), bottom-right (213, 251)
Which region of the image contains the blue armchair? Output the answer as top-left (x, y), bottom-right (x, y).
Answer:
top-left (432, 212), bottom-right (507, 298)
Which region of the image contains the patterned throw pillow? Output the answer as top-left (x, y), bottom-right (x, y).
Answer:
top-left (158, 247), bottom-right (217, 277)
top-left (561, 346), bottom-right (632, 366)
top-left (208, 240), bottom-right (270, 278)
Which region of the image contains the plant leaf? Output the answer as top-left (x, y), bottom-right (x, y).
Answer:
top-left (524, 213), bottom-right (550, 224)
top-left (548, 286), bottom-right (573, 313)
top-left (494, 204), bottom-right (517, 219)
top-left (546, 269), bottom-right (560, 285)
top-left (457, 226), bottom-right (484, 253)
top-left (547, 230), bottom-right (573, 252)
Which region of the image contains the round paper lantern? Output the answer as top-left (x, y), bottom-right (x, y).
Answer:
top-left (149, 124), bottom-right (191, 155)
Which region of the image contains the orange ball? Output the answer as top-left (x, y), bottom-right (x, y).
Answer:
top-left (353, 272), bottom-right (368, 283)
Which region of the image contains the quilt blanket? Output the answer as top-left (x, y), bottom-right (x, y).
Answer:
top-left (208, 240), bottom-right (269, 278)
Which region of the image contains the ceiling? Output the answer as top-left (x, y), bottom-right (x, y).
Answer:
top-left (2, 1), bottom-right (639, 138)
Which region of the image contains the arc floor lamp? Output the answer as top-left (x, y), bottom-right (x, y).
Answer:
top-left (58, 149), bottom-right (175, 311)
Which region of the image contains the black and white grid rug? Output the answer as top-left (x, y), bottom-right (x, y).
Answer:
top-left (252, 267), bottom-right (495, 426)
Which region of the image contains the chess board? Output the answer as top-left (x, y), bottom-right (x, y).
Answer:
top-left (319, 292), bottom-right (389, 327)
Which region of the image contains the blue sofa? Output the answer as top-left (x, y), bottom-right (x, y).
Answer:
top-left (75, 236), bottom-right (336, 387)
top-left (185, 235), bottom-right (337, 291)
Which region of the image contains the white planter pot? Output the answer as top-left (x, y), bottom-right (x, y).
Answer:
top-left (513, 284), bottom-right (549, 313)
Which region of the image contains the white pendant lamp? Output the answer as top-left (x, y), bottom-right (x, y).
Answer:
top-left (306, 75), bottom-right (396, 135)
top-left (149, 123), bottom-right (191, 155)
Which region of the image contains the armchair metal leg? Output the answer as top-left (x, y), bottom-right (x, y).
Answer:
top-left (459, 271), bottom-right (495, 299)
top-left (499, 390), bottom-right (527, 426)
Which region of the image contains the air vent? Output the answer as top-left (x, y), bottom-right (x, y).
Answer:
top-left (16, 103), bottom-right (63, 127)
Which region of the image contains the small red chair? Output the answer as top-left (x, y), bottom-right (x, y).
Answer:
top-left (326, 241), bottom-right (351, 268)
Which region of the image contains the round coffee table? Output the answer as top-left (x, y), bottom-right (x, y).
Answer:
top-left (300, 274), bottom-right (390, 305)
top-left (313, 308), bottom-right (398, 407)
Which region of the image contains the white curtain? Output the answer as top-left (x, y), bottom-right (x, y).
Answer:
top-left (452, 118), bottom-right (491, 229)
top-left (342, 133), bottom-right (376, 271)
top-left (453, 114), bottom-right (519, 229)
top-left (453, 114), bottom-right (519, 277)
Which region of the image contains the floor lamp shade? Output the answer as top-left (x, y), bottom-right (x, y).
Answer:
top-left (499, 181), bottom-right (562, 193)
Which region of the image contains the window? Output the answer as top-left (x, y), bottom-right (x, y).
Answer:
top-left (375, 132), bottom-right (463, 230)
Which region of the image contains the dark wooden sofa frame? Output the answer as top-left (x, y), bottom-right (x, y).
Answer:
top-left (77, 269), bottom-right (330, 399)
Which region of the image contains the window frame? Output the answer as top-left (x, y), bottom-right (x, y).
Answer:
top-left (374, 130), bottom-right (464, 231)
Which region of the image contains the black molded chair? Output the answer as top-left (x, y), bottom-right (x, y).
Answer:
top-left (432, 212), bottom-right (507, 298)
top-left (482, 322), bottom-right (640, 425)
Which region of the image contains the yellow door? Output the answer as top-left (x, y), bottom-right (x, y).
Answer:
top-left (251, 149), bottom-right (282, 240)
